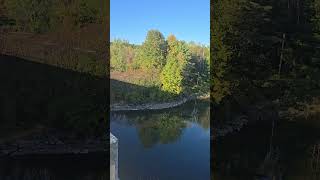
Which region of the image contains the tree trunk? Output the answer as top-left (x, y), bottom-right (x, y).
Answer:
top-left (278, 33), bottom-right (286, 78)
top-left (297, 0), bottom-right (300, 24)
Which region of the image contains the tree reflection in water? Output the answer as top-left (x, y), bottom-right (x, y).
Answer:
top-left (111, 100), bottom-right (210, 148)
top-left (110, 100), bottom-right (210, 180)
top-left (135, 113), bottom-right (186, 148)
top-left (213, 113), bottom-right (320, 180)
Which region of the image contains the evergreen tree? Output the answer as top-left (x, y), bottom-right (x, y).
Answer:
top-left (160, 37), bottom-right (191, 94)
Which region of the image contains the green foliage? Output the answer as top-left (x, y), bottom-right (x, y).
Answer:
top-left (136, 113), bottom-right (186, 148)
top-left (1, 0), bottom-right (107, 138)
top-left (111, 78), bottom-right (177, 104)
top-left (211, 0), bottom-right (238, 102)
top-left (184, 43), bottom-right (210, 94)
top-left (3, 0), bottom-right (103, 33)
top-left (211, 0), bottom-right (320, 110)
top-left (78, 0), bottom-right (99, 26)
top-left (160, 39), bottom-right (191, 94)
top-left (5, 0), bottom-right (53, 32)
top-left (110, 39), bottom-right (135, 72)
top-left (135, 30), bottom-right (167, 70)
top-left (309, 0), bottom-right (320, 35)
top-left (183, 57), bottom-right (210, 94)
top-left (111, 30), bottom-right (210, 104)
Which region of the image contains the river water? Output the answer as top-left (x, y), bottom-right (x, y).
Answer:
top-left (213, 113), bottom-right (320, 180)
top-left (110, 100), bottom-right (210, 180)
top-left (1, 98), bottom-right (318, 180)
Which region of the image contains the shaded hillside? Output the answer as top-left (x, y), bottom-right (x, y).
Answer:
top-left (0, 55), bottom-right (107, 139)
top-left (110, 79), bottom-right (177, 105)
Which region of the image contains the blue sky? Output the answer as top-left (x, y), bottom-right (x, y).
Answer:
top-left (111, 0), bottom-right (209, 45)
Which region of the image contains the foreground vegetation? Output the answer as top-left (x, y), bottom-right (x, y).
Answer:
top-left (0, 0), bottom-right (108, 138)
top-left (212, 0), bottom-right (320, 118)
top-left (212, 1), bottom-right (320, 179)
top-left (111, 30), bottom-right (210, 104)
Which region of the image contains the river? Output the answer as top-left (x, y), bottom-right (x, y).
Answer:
top-left (1, 98), bottom-right (318, 180)
top-left (110, 100), bottom-right (210, 180)
top-left (213, 112), bottom-right (320, 180)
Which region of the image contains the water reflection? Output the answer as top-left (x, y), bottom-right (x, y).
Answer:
top-left (111, 100), bottom-right (210, 148)
top-left (213, 113), bottom-right (320, 180)
top-left (110, 100), bottom-right (210, 180)
top-left (134, 113), bottom-right (187, 148)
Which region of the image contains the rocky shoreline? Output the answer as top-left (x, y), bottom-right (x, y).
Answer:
top-left (1, 95), bottom-right (209, 157)
top-left (212, 95), bottom-right (280, 139)
top-left (110, 94), bottom-right (209, 112)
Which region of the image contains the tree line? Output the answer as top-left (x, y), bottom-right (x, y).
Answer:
top-left (111, 30), bottom-right (210, 96)
top-left (212, 0), bottom-right (320, 105)
top-left (1, 0), bottom-right (107, 33)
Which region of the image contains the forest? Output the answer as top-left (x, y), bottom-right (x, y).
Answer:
top-left (212, 0), bottom-right (320, 117)
top-left (212, 0), bottom-right (320, 179)
top-left (1, 0), bottom-right (107, 33)
top-left (111, 30), bottom-right (210, 104)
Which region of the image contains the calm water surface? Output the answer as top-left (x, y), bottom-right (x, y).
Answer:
top-left (110, 100), bottom-right (210, 180)
top-left (213, 113), bottom-right (320, 180)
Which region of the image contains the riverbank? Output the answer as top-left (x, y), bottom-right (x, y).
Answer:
top-left (110, 94), bottom-right (209, 112)
top-left (0, 129), bottom-right (107, 157)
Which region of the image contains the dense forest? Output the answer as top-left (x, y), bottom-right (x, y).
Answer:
top-left (212, 0), bottom-right (320, 115)
top-left (1, 0), bottom-right (107, 33)
top-left (111, 30), bottom-right (210, 104)
top-left (212, 0), bottom-right (320, 179)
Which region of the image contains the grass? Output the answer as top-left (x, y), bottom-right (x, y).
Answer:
top-left (110, 78), bottom-right (178, 105)
top-left (110, 69), bottom-right (180, 104)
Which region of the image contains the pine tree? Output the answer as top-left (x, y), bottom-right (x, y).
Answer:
top-left (160, 37), bottom-right (191, 94)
